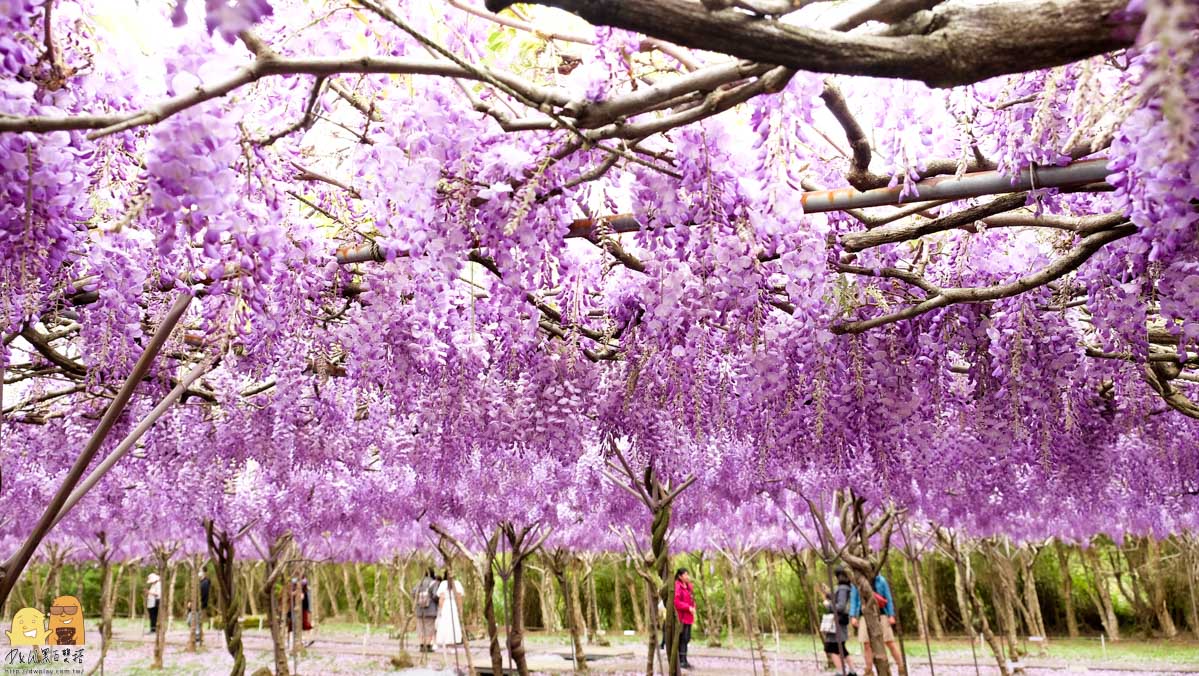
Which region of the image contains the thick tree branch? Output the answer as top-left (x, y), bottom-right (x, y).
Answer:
top-left (484, 0), bottom-right (1135, 87)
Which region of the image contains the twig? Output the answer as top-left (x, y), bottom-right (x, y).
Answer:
top-left (255, 75), bottom-right (328, 146)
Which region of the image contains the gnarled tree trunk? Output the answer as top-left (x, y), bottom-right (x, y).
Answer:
top-left (1054, 542), bottom-right (1080, 638)
top-left (1082, 546), bottom-right (1120, 641)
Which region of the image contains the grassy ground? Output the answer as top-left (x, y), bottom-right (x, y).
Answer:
top-left (90, 618), bottom-right (1199, 674)
top-left (520, 627), bottom-right (1199, 663)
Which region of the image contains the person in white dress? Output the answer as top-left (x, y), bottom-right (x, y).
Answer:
top-left (434, 569), bottom-right (465, 665)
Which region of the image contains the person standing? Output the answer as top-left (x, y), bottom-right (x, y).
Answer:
top-left (434, 569), bottom-right (465, 667)
top-left (673, 568), bottom-right (696, 670)
top-left (414, 568), bottom-right (440, 653)
top-left (822, 568), bottom-right (857, 676)
top-left (849, 572), bottom-right (904, 676)
top-left (199, 570), bottom-right (211, 643)
top-left (186, 600), bottom-right (201, 643)
top-left (146, 573), bottom-right (162, 634)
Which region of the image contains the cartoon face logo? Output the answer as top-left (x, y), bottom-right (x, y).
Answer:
top-left (5, 607), bottom-right (48, 646)
top-left (47, 596), bottom-right (84, 646)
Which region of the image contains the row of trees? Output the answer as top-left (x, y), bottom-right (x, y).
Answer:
top-left (17, 536), bottom-right (1199, 644)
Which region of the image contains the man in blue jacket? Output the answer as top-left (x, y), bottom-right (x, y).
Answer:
top-left (849, 573), bottom-right (905, 676)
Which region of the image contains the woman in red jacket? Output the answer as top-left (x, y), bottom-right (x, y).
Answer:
top-left (674, 568), bottom-right (696, 669)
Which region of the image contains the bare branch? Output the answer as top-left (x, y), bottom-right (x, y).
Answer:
top-left (819, 79), bottom-right (879, 188)
top-left (833, 224), bottom-right (1136, 333)
top-left (446, 0), bottom-right (593, 44)
top-left (840, 192), bottom-right (1029, 252)
top-left (829, 0), bottom-right (944, 32)
top-left (254, 75), bottom-right (327, 146)
top-left (0, 55), bottom-right (568, 136)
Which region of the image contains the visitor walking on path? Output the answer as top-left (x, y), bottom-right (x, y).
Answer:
top-left (674, 568), bottom-right (696, 670)
top-left (414, 568), bottom-right (440, 654)
top-left (434, 569), bottom-right (465, 667)
top-left (849, 572), bottom-right (904, 676)
top-left (146, 573), bottom-right (162, 634)
top-left (822, 568), bottom-right (857, 676)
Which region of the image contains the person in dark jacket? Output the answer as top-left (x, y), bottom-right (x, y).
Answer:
top-left (674, 568), bottom-right (696, 670)
top-left (823, 567), bottom-right (857, 676)
top-left (199, 570), bottom-right (211, 644)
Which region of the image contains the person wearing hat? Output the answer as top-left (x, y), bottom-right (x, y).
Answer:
top-left (146, 573), bottom-right (162, 634)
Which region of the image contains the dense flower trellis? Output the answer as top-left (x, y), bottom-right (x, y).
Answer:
top-left (0, 0), bottom-right (1196, 629)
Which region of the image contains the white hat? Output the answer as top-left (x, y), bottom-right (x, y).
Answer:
top-left (147, 573), bottom-right (160, 583)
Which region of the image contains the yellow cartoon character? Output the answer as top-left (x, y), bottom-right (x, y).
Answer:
top-left (47, 596), bottom-right (84, 646)
top-left (5, 607), bottom-right (48, 646)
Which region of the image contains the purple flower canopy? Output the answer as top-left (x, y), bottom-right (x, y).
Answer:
top-left (0, 0), bottom-right (1196, 561)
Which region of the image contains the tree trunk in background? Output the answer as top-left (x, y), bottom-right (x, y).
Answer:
top-left (1143, 537), bottom-right (1178, 638)
top-left (481, 534), bottom-right (504, 676)
top-left (43, 545), bottom-right (66, 609)
top-left (627, 574), bottom-right (645, 634)
top-left (1018, 547), bottom-right (1047, 641)
top-left (534, 566), bottom-right (561, 632)
top-left (569, 564), bottom-right (589, 662)
top-left (1082, 547), bottom-right (1120, 641)
top-left (953, 554), bottom-right (974, 635)
top-left (724, 563), bottom-right (735, 646)
top-left (693, 553), bottom-right (719, 646)
top-left (166, 562), bottom-right (179, 635)
top-left (962, 556), bottom-right (1011, 676)
top-left (370, 564), bottom-right (384, 625)
top-left (586, 561), bottom-right (602, 643)
top-left (353, 563), bottom-right (369, 623)
top-left (264, 535), bottom-right (293, 676)
top-left (310, 565), bottom-right (321, 629)
top-left (187, 556), bottom-right (199, 652)
top-left (984, 543), bottom-right (1022, 659)
top-left (902, 555), bottom-right (930, 641)
top-left (924, 559), bottom-right (945, 639)
top-left (86, 534), bottom-right (115, 676)
top-left (1055, 542), bottom-right (1080, 638)
top-left (322, 566), bottom-right (340, 618)
top-left (128, 568), bottom-right (139, 620)
top-left (1184, 538), bottom-right (1199, 640)
top-left (210, 526), bottom-right (246, 676)
top-left (245, 564), bottom-right (258, 617)
top-left (550, 551), bottom-right (588, 671)
top-left (507, 539), bottom-right (531, 676)
top-left (152, 547), bottom-right (173, 670)
top-left (612, 564), bottom-right (625, 632)
top-left (783, 549), bottom-right (819, 643)
top-left (580, 556), bottom-right (597, 643)
top-left (768, 554), bottom-right (787, 636)
top-left (391, 557), bottom-right (411, 651)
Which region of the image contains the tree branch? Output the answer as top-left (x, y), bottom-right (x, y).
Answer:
top-left (484, 0), bottom-right (1135, 88)
top-left (840, 192), bottom-right (1029, 252)
top-left (833, 224), bottom-right (1136, 333)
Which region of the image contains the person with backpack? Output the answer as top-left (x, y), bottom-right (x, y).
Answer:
top-left (414, 568), bottom-right (440, 653)
top-left (849, 572), bottom-right (904, 676)
top-left (821, 567), bottom-right (856, 676)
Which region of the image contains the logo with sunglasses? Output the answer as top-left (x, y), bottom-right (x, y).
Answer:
top-left (3, 596), bottom-right (85, 647)
top-left (47, 597), bottom-right (85, 646)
